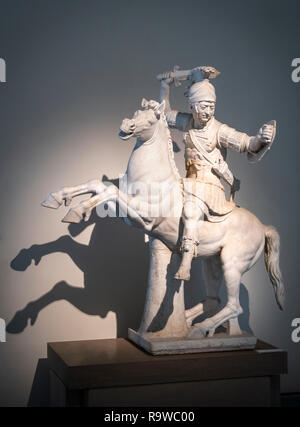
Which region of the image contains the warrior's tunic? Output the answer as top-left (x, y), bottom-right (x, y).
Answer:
top-left (166, 111), bottom-right (251, 218)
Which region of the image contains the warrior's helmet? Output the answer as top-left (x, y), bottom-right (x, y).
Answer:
top-left (186, 66), bottom-right (218, 105)
top-left (188, 80), bottom-right (216, 104)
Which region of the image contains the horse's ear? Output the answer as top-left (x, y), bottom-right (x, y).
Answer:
top-left (154, 100), bottom-right (165, 117)
top-left (141, 98), bottom-right (148, 108)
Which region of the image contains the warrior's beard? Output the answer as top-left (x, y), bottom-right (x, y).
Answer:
top-left (193, 113), bottom-right (214, 126)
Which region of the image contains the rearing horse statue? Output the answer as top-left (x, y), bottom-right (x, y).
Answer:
top-left (42, 99), bottom-right (284, 349)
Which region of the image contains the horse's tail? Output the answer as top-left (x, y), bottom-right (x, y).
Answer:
top-left (264, 225), bottom-right (285, 310)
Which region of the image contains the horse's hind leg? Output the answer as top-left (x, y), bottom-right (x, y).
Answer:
top-left (189, 256), bottom-right (243, 338)
top-left (185, 255), bottom-right (222, 327)
top-left (202, 255), bottom-right (223, 317)
top-left (42, 179), bottom-right (104, 209)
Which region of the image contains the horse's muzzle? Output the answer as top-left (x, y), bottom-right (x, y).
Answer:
top-left (119, 119), bottom-right (135, 140)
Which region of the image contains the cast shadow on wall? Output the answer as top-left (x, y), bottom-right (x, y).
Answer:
top-left (7, 207), bottom-right (150, 338)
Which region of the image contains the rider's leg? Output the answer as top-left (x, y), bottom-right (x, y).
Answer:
top-left (174, 200), bottom-right (203, 281)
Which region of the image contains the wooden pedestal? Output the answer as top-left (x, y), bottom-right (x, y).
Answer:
top-left (47, 338), bottom-right (287, 407)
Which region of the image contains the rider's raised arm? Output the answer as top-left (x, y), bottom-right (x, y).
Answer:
top-left (159, 77), bottom-right (173, 114)
top-left (159, 77), bottom-right (192, 132)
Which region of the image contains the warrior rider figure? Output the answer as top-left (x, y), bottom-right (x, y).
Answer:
top-left (159, 66), bottom-right (275, 281)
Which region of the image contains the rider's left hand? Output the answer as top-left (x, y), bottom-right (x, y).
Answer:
top-left (259, 124), bottom-right (273, 143)
top-left (249, 123), bottom-right (274, 153)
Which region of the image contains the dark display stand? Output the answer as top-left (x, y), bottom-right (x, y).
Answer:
top-left (47, 338), bottom-right (287, 407)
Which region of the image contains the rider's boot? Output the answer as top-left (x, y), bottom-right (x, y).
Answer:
top-left (174, 236), bottom-right (196, 281)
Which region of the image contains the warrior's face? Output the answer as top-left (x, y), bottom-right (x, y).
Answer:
top-left (190, 101), bottom-right (215, 125)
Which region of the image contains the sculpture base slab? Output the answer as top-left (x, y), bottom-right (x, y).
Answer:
top-left (128, 328), bottom-right (257, 355)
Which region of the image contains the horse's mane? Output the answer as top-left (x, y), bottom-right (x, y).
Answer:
top-left (143, 99), bottom-right (181, 181)
top-left (161, 113), bottom-right (182, 181)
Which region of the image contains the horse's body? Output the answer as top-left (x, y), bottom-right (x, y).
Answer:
top-left (42, 100), bottom-right (284, 338)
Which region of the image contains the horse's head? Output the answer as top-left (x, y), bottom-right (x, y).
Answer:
top-left (119, 99), bottom-right (165, 142)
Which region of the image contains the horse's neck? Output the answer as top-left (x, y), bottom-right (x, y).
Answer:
top-left (126, 118), bottom-right (180, 185)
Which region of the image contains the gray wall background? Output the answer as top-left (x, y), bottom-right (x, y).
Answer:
top-left (0, 0), bottom-right (299, 406)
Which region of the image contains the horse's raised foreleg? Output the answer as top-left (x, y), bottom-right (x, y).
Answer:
top-left (42, 179), bottom-right (104, 209)
top-left (61, 185), bottom-right (152, 232)
top-left (185, 255), bottom-right (223, 327)
top-left (62, 184), bottom-right (118, 223)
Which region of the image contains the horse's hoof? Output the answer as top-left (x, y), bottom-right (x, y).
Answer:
top-left (188, 319), bottom-right (215, 339)
top-left (62, 209), bottom-right (82, 223)
top-left (41, 193), bottom-right (63, 209)
top-left (187, 326), bottom-right (206, 339)
top-left (174, 270), bottom-right (190, 281)
top-left (207, 328), bottom-right (216, 338)
top-left (186, 317), bottom-right (193, 328)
